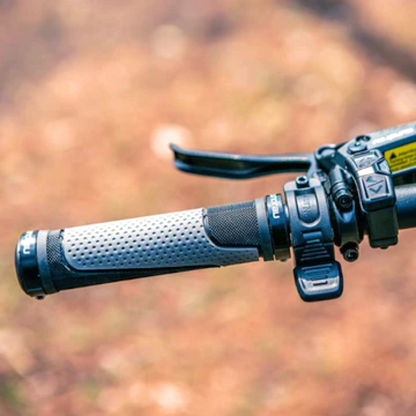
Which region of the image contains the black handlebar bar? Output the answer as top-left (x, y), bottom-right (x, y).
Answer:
top-left (395, 185), bottom-right (416, 229)
top-left (15, 184), bottom-right (416, 300)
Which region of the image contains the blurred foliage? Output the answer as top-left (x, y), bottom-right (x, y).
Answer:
top-left (1, 0), bottom-right (416, 415)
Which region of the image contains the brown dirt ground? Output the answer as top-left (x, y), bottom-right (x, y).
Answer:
top-left (1, 1), bottom-right (416, 415)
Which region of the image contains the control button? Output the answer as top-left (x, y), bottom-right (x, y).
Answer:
top-left (294, 261), bottom-right (343, 302)
top-left (361, 175), bottom-right (389, 200)
top-left (353, 152), bottom-right (378, 168)
top-left (376, 160), bottom-right (391, 174)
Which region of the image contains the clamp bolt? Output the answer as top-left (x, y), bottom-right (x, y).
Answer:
top-left (296, 175), bottom-right (309, 188)
top-left (348, 138), bottom-right (368, 154)
top-left (335, 190), bottom-right (353, 211)
top-left (340, 242), bottom-right (359, 262)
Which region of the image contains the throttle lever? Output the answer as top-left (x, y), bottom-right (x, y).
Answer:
top-left (285, 176), bottom-right (343, 301)
top-left (171, 144), bottom-right (314, 179)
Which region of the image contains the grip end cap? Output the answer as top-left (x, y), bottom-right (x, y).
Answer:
top-left (15, 231), bottom-right (46, 297)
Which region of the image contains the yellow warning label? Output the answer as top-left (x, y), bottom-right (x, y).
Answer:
top-left (384, 141), bottom-right (416, 173)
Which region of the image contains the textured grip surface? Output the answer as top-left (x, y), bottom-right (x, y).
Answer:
top-left (62, 208), bottom-right (259, 271)
top-left (206, 201), bottom-right (261, 247)
top-left (15, 200), bottom-right (272, 295)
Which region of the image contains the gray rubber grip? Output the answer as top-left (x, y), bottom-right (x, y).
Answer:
top-left (62, 208), bottom-right (260, 271)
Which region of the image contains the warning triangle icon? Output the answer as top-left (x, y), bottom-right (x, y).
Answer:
top-left (389, 152), bottom-right (397, 160)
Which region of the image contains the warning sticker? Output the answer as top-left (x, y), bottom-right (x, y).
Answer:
top-left (384, 141), bottom-right (416, 173)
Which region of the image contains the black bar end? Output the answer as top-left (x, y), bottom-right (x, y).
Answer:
top-left (15, 231), bottom-right (46, 298)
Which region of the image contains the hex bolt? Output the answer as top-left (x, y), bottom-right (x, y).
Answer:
top-left (296, 175), bottom-right (309, 188)
top-left (348, 140), bottom-right (367, 154)
top-left (35, 295), bottom-right (45, 300)
top-left (340, 242), bottom-right (359, 262)
top-left (335, 190), bottom-right (353, 211)
top-left (355, 135), bottom-right (371, 142)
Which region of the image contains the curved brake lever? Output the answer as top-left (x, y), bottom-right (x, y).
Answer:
top-left (170, 144), bottom-right (314, 179)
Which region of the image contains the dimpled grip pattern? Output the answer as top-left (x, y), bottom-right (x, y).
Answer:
top-left (62, 208), bottom-right (259, 271)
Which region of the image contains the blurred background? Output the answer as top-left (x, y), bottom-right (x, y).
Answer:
top-left (1, 0), bottom-right (416, 415)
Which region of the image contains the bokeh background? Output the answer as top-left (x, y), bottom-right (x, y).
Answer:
top-left (2, 1), bottom-right (416, 415)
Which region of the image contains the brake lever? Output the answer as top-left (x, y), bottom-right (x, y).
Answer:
top-left (170, 144), bottom-right (314, 179)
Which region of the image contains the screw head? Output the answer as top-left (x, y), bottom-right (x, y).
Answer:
top-left (348, 140), bottom-right (367, 154)
top-left (344, 250), bottom-right (358, 262)
top-left (341, 242), bottom-right (359, 262)
top-left (296, 175), bottom-right (309, 189)
top-left (336, 191), bottom-right (353, 210)
top-left (355, 135), bottom-right (371, 142)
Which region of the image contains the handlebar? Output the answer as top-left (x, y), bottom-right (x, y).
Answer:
top-left (15, 184), bottom-right (416, 300)
top-left (14, 122), bottom-right (416, 302)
